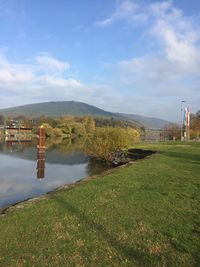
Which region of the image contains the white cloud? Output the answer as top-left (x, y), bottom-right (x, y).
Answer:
top-left (149, 1), bottom-right (200, 69)
top-left (0, 53), bottom-right (118, 113)
top-left (37, 76), bottom-right (81, 88)
top-left (0, 56), bottom-right (34, 87)
top-left (149, 0), bottom-right (173, 17)
top-left (0, 54), bottom-right (76, 97)
top-left (96, 0), bottom-right (147, 27)
top-left (96, 0), bottom-right (200, 119)
top-left (0, 1), bottom-right (199, 121)
top-left (35, 55), bottom-right (70, 72)
top-left (96, 0), bottom-right (200, 70)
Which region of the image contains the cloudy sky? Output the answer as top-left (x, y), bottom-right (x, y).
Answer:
top-left (0, 0), bottom-right (199, 121)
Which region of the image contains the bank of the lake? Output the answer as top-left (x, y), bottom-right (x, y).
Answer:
top-left (0, 142), bottom-right (200, 266)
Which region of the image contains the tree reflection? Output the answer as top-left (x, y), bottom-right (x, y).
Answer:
top-left (86, 158), bottom-right (111, 176)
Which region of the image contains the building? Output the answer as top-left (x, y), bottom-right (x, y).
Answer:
top-left (4, 127), bottom-right (32, 142)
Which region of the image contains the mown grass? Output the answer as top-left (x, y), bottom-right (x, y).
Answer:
top-left (0, 142), bottom-right (200, 266)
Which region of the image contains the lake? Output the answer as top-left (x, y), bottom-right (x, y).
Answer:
top-left (0, 139), bottom-right (108, 210)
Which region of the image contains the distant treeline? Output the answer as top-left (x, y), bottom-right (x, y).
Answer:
top-left (0, 114), bottom-right (140, 163)
top-left (163, 110), bottom-right (200, 140)
top-left (0, 114), bottom-right (141, 136)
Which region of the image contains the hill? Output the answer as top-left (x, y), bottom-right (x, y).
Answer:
top-left (0, 101), bottom-right (169, 128)
top-left (0, 101), bottom-right (113, 117)
top-left (118, 113), bottom-right (169, 129)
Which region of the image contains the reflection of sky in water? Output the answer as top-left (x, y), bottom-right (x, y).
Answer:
top-left (0, 150), bottom-right (88, 209)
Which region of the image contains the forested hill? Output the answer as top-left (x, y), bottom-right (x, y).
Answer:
top-left (0, 101), bottom-right (113, 117)
top-left (118, 113), bottom-right (169, 129)
top-left (0, 101), bottom-right (169, 128)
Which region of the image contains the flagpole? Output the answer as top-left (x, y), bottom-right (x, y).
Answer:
top-left (181, 100), bottom-right (186, 141)
top-left (186, 107), bottom-right (190, 140)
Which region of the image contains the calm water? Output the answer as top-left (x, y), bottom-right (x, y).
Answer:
top-left (0, 140), bottom-right (108, 210)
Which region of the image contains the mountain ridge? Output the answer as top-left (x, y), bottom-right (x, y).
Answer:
top-left (0, 101), bottom-right (169, 128)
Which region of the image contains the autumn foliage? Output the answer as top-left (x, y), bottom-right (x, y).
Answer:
top-left (85, 127), bottom-right (140, 162)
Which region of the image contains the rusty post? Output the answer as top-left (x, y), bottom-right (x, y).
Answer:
top-left (38, 126), bottom-right (45, 151)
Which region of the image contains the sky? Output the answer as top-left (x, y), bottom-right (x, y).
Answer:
top-left (0, 0), bottom-right (200, 121)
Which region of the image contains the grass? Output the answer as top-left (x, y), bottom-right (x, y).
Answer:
top-left (0, 142), bottom-right (200, 266)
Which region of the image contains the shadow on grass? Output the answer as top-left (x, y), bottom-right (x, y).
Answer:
top-left (52, 195), bottom-right (159, 265)
top-left (163, 151), bottom-right (200, 164)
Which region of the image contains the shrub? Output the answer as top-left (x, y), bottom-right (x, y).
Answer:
top-left (52, 128), bottom-right (63, 137)
top-left (85, 127), bottom-right (140, 162)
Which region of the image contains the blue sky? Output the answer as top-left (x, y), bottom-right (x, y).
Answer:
top-left (0, 0), bottom-right (200, 121)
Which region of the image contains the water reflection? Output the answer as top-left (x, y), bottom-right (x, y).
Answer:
top-left (2, 140), bottom-right (32, 153)
top-left (0, 135), bottom-right (110, 210)
top-left (87, 158), bottom-right (110, 176)
top-left (37, 126), bottom-right (46, 179)
top-left (37, 151), bottom-right (45, 179)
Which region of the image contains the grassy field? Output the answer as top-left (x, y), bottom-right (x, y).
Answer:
top-left (0, 142), bottom-right (200, 266)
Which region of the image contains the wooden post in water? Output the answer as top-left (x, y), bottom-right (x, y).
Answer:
top-left (37, 125), bottom-right (46, 179)
top-left (38, 126), bottom-right (45, 152)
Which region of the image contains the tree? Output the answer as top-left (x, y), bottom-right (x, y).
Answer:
top-left (84, 127), bottom-right (140, 162)
top-left (70, 122), bottom-right (86, 137)
top-left (82, 116), bottom-right (95, 135)
top-left (190, 111), bottom-right (200, 139)
top-left (52, 128), bottom-right (63, 137)
top-left (196, 110), bottom-right (200, 117)
top-left (164, 123), bottom-right (180, 140)
top-left (0, 114), bottom-right (5, 125)
top-left (57, 115), bottom-right (75, 135)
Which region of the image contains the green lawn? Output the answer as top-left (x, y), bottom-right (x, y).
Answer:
top-left (0, 142), bottom-right (200, 266)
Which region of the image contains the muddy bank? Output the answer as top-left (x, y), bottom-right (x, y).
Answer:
top-left (112, 148), bottom-right (156, 165)
top-left (128, 148), bottom-right (156, 160)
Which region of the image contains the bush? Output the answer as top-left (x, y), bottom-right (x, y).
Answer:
top-left (85, 127), bottom-right (140, 162)
top-left (52, 128), bottom-right (63, 137)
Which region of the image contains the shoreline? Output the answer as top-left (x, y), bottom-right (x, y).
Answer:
top-left (0, 142), bottom-right (199, 266)
top-left (0, 159), bottom-right (139, 217)
top-left (0, 150), bottom-right (156, 217)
